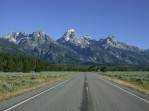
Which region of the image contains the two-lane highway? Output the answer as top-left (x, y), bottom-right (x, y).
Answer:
top-left (0, 73), bottom-right (149, 111)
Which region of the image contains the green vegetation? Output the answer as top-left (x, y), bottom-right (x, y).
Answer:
top-left (0, 53), bottom-right (88, 72)
top-left (0, 71), bottom-right (76, 101)
top-left (87, 65), bottom-right (149, 72)
top-left (100, 66), bottom-right (108, 72)
top-left (97, 71), bottom-right (149, 94)
top-left (0, 38), bottom-right (26, 54)
top-left (0, 53), bottom-right (48, 72)
top-left (1, 52), bottom-right (149, 72)
top-left (0, 53), bottom-right (97, 72)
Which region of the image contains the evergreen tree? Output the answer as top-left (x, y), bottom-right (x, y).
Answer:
top-left (4, 56), bottom-right (14, 72)
top-left (100, 66), bottom-right (108, 72)
top-left (35, 60), bottom-right (41, 72)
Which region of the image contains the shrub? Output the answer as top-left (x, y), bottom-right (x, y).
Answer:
top-left (136, 79), bottom-right (144, 84)
top-left (2, 82), bottom-right (14, 91)
top-left (22, 80), bottom-right (33, 85)
top-left (100, 66), bottom-right (108, 72)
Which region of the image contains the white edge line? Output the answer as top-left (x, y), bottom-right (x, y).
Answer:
top-left (4, 78), bottom-right (70, 111)
top-left (98, 76), bottom-right (149, 104)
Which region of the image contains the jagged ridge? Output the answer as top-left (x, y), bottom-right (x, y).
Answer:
top-left (2, 29), bottom-right (149, 65)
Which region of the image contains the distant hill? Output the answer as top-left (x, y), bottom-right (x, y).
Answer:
top-left (1, 29), bottom-right (149, 65)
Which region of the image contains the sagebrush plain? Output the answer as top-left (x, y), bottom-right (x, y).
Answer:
top-left (97, 71), bottom-right (149, 94)
top-left (0, 71), bottom-right (76, 101)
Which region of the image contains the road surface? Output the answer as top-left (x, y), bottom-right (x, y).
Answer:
top-left (0, 73), bottom-right (149, 111)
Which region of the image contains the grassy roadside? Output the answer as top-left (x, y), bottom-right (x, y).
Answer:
top-left (96, 71), bottom-right (149, 95)
top-left (0, 71), bottom-right (77, 101)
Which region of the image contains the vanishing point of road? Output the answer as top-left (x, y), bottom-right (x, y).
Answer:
top-left (0, 73), bottom-right (149, 111)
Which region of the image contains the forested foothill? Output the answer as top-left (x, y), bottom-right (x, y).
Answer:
top-left (0, 53), bottom-right (149, 73)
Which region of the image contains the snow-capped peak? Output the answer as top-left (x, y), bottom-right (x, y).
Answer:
top-left (82, 35), bottom-right (92, 40)
top-left (4, 34), bottom-right (17, 43)
top-left (65, 36), bottom-right (70, 41)
top-left (67, 28), bottom-right (75, 33)
top-left (61, 28), bottom-right (78, 42)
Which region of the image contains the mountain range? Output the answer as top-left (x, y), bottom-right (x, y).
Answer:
top-left (1, 29), bottom-right (149, 65)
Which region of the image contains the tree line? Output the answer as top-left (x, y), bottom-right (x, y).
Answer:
top-left (0, 53), bottom-right (90, 72)
top-left (0, 53), bottom-right (148, 72)
top-left (0, 53), bottom-right (48, 72)
top-left (0, 53), bottom-right (77, 72)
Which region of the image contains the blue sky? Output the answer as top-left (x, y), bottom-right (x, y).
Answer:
top-left (0, 0), bottom-right (149, 49)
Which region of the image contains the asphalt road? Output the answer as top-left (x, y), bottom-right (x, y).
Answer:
top-left (0, 73), bottom-right (149, 111)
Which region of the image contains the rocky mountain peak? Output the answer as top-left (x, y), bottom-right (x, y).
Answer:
top-left (4, 31), bottom-right (29, 44)
top-left (32, 31), bottom-right (46, 36)
top-left (3, 31), bottom-right (54, 50)
top-left (8, 32), bottom-right (28, 37)
top-left (82, 35), bottom-right (92, 40)
top-left (30, 31), bottom-right (50, 41)
top-left (57, 29), bottom-right (92, 48)
top-left (99, 35), bottom-right (117, 44)
top-left (57, 29), bottom-right (78, 42)
top-left (99, 36), bottom-right (127, 49)
top-left (99, 36), bottom-right (141, 52)
top-left (2, 30), bottom-right (149, 65)
top-left (81, 35), bottom-right (93, 45)
top-left (67, 28), bottom-right (75, 33)
top-left (105, 35), bottom-right (117, 43)
top-left (63, 29), bottom-right (78, 41)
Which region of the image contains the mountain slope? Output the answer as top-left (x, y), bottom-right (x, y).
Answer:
top-left (0, 38), bottom-right (26, 54)
top-left (2, 30), bottom-right (149, 65)
top-left (57, 29), bottom-right (96, 57)
top-left (95, 36), bottom-right (149, 65)
top-left (3, 31), bottom-right (84, 64)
